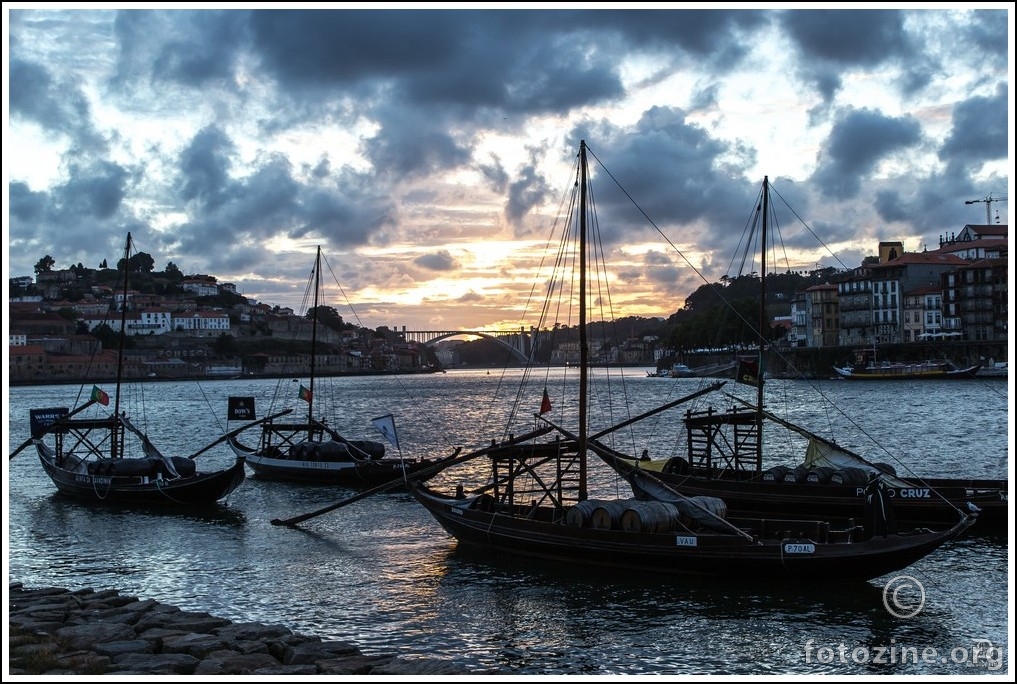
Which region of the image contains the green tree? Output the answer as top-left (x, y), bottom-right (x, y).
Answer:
top-left (308, 305), bottom-right (345, 332)
top-left (34, 255), bottom-right (55, 275)
top-left (164, 262), bottom-right (184, 281)
top-left (118, 252), bottom-right (155, 273)
top-left (91, 323), bottom-right (133, 350)
top-left (55, 307), bottom-right (79, 322)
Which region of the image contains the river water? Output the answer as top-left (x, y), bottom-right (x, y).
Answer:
top-left (4, 369), bottom-right (1011, 675)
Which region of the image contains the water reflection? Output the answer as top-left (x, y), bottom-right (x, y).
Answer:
top-left (6, 374), bottom-right (1009, 676)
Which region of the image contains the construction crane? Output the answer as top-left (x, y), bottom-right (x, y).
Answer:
top-left (965, 194), bottom-right (1008, 224)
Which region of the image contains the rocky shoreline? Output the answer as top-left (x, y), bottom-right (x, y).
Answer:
top-left (7, 582), bottom-right (486, 676)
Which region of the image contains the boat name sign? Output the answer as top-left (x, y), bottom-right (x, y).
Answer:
top-left (76, 475), bottom-right (112, 485)
top-left (852, 487), bottom-right (932, 498)
top-left (675, 536), bottom-right (698, 547)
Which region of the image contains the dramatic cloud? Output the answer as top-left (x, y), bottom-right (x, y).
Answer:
top-left (6, 7), bottom-right (1010, 330)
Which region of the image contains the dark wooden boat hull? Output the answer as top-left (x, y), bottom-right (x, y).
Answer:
top-left (230, 438), bottom-right (439, 488)
top-left (617, 460), bottom-right (1006, 533)
top-left (410, 482), bottom-right (975, 582)
top-left (38, 449), bottom-right (246, 507)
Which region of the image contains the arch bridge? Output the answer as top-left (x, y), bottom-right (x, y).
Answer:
top-left (400, 327), bottom-right (535, 363)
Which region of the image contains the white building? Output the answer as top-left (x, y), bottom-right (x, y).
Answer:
top-left (173, 310), bottom-right (231, 336)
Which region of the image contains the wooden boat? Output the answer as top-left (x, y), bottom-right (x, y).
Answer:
top-left (610, 180), bottom-right (1005, 534)
top-left (833, 347), bottom-right (981, 380)
top-left (408, 143), bottom-right (976, 582)
top-left (226, 246), bottom-right (442, 488)
top-left (613, 401), bottom-right (1007, 533)
top-left (14, 233), bottom-right (247, 507)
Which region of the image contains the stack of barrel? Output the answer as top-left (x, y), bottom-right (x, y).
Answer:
top-left (565, 497), bottom-right (725, 533)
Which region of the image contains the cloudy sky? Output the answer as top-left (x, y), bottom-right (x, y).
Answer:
top-left (5, 6), bottom-right (1012, 332)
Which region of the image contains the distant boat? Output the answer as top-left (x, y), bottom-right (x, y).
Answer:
top-left (647, 363), bottom-right (716, 378)
top-left (976, 362), bottom-right (1008, 379)
top-left (833, 356), bottom-right (981, 380)
top-left (669, 363), bottom-right (697, 378)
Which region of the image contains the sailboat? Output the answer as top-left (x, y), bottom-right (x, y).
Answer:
top-left (609, 179), bottom-right (1006, 534)
top-left (15, 233), bottom-right (247, 507)
top-left (226, 246), bottom-right (443, 487)
top-left (408, 141), bottom-right (976, 582)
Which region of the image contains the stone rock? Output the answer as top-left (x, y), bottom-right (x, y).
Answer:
top-left (284, 639), bottom-right (362, 665)
top-left (113, 652), bottom-right (201, 674)
top-left (9, 582), bottom-right (491, 675)
top-left (56, 622), bottom-right (136, 650)
top-left (193, 652), bottom-right (285, 675)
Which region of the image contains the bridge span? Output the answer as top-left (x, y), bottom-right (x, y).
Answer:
top-left (400, 327), bottom-right (536, 363)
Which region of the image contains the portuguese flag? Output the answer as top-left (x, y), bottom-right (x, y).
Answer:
top-left (90, 385), bottom-right (110, 406)
top-left (298, 384), bottom-right (312, 403)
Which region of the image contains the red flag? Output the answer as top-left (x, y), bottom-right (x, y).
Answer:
top-left (90, 385), bottom-right (110, 406)
top-left (298, 384), bottom-right (312, 403)
top-left (539, 388), bottom-right (552, 414)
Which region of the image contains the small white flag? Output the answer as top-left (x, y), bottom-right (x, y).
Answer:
top-left (371, 414), bottom-right (400, 450)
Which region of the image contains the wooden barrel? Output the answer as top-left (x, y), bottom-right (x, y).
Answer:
top-left (762, 465), bottom-right (791, 482)
top-left (591, 500), bottom-right (629, 530)
top-left (620, 501), bottom-right (680, 533)
top-left (830, 467), bottom-right (870, 485)
top-left (805, 466), bottom-right (837, 484)
top-left (688, 496), bottom-right (727, 518)
top-left (783, 465), bottom-right (809, 483)
top-left (565, 500), bottom-right (601, 528)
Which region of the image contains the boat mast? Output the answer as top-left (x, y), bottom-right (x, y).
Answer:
top-left (113, 234), bottom-right (132, 419)
top-left (756, 178), bottom-right (768, 467)
top-left (308, 246), bottom-right (320, 424)
top-left (578, 140), bottom-right (589, 501)
top-left (110, 232), bottom-right (132, 459)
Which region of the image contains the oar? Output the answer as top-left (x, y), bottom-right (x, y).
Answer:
top-left (8, 399), bottom-right (98, 460)
top-left (186, 408), bottom-right (295, 460)
top-left (271, 447), bottom-right (463, 527)
top-left (271, 424), bottom-right (557, 527)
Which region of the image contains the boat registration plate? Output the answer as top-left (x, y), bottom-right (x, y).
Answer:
top-left (675, 536), bottom-right (697, 547)
top-left (784, 543), bottom-right (816, 554)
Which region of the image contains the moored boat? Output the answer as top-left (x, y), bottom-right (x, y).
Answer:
top-left (613, 402), bottom-right (1007, 533)
top-left (669, 363), bottom-right (697, 378)
top-left (407, 144), bottom-right (976, 583)
top-left (13, 233), bottom-right (247, 508)
top-left (227, 246), bottom-right (443, 488)
top-left (833, 348), bottom-right (981, 380)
